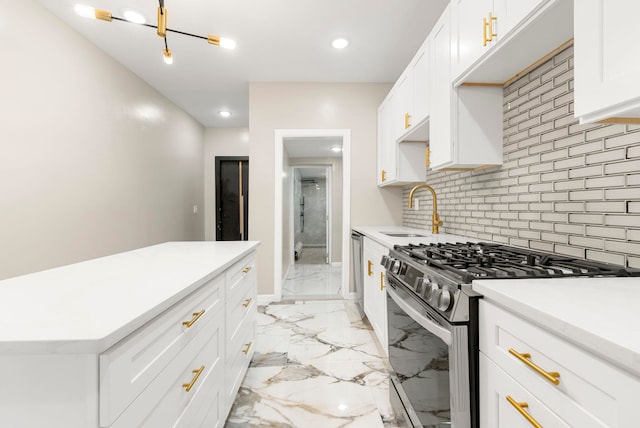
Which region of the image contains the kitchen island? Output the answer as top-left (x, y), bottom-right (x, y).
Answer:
top-left (0, 241), bottom-right (259, 427)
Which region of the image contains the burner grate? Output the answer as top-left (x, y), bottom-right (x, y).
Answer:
top-left (393, 242), bottom-right (640, 283)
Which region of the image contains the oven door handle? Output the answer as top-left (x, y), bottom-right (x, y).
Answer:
top-left (387, 285), bottom-right (452, 346)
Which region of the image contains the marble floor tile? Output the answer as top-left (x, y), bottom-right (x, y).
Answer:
top-left (282, 264), bottom-right (342, 298)
top-left (226, 300), bottom-right (399, 427)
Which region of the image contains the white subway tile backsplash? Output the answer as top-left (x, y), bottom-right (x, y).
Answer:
top-left (404, 46), bottom-right (640, 268)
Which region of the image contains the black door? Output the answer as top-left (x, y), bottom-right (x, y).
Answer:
top-left (215, 157), bottom-right (249, 241)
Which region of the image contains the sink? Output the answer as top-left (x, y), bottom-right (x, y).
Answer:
top-left (380, 232), bottom-right (428, 238)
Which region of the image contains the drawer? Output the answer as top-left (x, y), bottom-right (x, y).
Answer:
top-left (227, 277), bottom-right (256, 344)
top-left (226, 314), bottom-right (256, 408)
top-left (480, 353), bottom-right (572, 428)
top-left (99, 275), bottom-right (224, 426)
top-left (480, 300), bottom-right (639, 427)
top-left (226, 253), bottom-right (256, 297)
top-left (109, 310), bottom-right (224, 428)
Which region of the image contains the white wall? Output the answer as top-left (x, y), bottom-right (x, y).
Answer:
top-left (0, 0), bottom-right (205, 280)
top-left (203, 128), bottom-right (250, 240)
top-left (249, 82), bottom-right (402, 296)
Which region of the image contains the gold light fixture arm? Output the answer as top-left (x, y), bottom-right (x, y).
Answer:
top-left (157, 7), bottom-right (167, 38)
top-left (408, 184), bottom-right (443, 234)
top-left (94, 9), bottom-right (113, 22)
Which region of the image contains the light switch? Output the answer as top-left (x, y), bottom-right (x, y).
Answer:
top-left (414, 199), bottom-right (419, 211)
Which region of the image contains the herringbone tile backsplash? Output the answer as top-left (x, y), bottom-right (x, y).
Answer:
top-left (403, 45), bottom-right (640, 269)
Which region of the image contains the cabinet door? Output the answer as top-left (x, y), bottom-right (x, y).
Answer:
top-left (393, 71), bottom-right (412, 140)
top-left (410, 40), bottom-right (429, 125)
top-left (451, 0), bottom-right (492, 79)
top-left (362, 239), bottom-right (377, 323)
top-left (373, 263), bottom-right (388, 351)
top-left (362, 238), bottom-right (388, 352)
top-left (493, 0), bottom-right (543, 40)
top-left (377, 98), bottom-right (397, 185)
top-left (575, 0), bottom-right (640, 122)
top-left (481, 353), bottom-right (571, 428)
top-left (429, 6), bottom-right (454, 169)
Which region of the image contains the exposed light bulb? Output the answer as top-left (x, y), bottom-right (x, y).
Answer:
top-left (332, 38), bottom-right (349, 49)
top-left (74, 4), bottom-right (96, 19)
top-left (219, 37), bottom-right (236, 50)
top-left (123, 10), bottom-right (146, 24)
top-left (219, 111), bottom-right (231, 118)
top-left (163, 48), bottom-right (173, 65)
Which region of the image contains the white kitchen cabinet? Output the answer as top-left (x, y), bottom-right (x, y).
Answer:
top-left (574, 0), bottom-right (640, 123)
top-left (395, 37), bottom-right (430, 143)
top-left (224, 252), bottom-right (257, 415)
top-left (479, 299), bottom-right (639, 428)
top-left (430, 5), bottom-right (504, 170)
top-left (452, 0), bottom-right (573, 85)
top-left (362, 237), bottom-right (388, 353)
top-left (377, 91), bottom-right (427, 187)
top-left (0, 242), bottom-right (259, 428)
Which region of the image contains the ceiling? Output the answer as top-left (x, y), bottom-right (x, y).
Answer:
top-left (284, 137), bottom-right (343, 158)
top-left (37, 0), bottom-right (448, 128)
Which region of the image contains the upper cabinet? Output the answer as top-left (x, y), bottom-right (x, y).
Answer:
top-left (574, 0), bottom-right (640, 123)
top-left (430, 6), bottom-right (504, 170)
top-left (451, 0), bottom-right (543, 79)
top-left (451, 0), bottom-right (573, 85)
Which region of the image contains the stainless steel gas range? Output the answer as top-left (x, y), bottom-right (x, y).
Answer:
top-left (382, 241), bottom-right (639, 428)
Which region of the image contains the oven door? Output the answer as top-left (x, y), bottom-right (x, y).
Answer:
top-left (386, 276), bottom-right (470, 428)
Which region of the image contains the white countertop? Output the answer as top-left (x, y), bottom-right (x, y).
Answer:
top-left (473, 277), bottom-right (640, 377)
top-left (353, 225), bottom-right (474, 249)
top-left (0, 241), bottom-right (259, 355)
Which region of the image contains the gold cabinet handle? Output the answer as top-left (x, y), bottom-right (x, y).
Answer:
top-left (367, 260), bottom-right (373, 276)
top-left (509, 348), bottom-right (560, 385)
top-left (242, 342), bottom-right (252, 354)
top-left (182, 365), bottom-right (205, 392)
top-left (242, 266), bottom-right (252, 274)
top-left (506, 396), bottom-right (542, 428)
top-left (182, 310), bottom-right (205, 328)
top-left (380, 272), bottom-right (385, 291)
top-left (404, 112), bottom-right (412, 129)
top-left (489, 12), bottom-right (497, 41)
top-left (483, 17), bottom-right (489, 46)
top-left (381, 169), bottom-right (387, 182)
top-left (242, 297), bottom-right (252, 308)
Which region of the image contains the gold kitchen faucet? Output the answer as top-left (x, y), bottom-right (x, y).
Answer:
top-left (408, 184), bottom-right (443, 234)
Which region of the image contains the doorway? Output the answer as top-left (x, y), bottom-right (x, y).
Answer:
top-left (293, 166), bottom-right (331, 265)
top-left (274, 129), bottom-right (351, 302)
top-left (215, 157), bottom-right (249, 241)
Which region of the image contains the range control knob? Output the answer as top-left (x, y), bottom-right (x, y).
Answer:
top-left (437, 289), bottom-right (453, 312)
top-left (425, 282), bottom-right (439, 301)
top-left (414, 278), bottom-right (424, 294)
top-left (381, 255), bottom-right (389, 267)
top-left (391, 260), bottom-right (401, 274)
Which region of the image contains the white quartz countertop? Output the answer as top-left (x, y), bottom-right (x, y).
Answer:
top-left (0, 241), bottom-right (260, 355)
top-left (353, 225), bottom-right (474, 249)
top-left (473, 277), bottom-right (640, 377)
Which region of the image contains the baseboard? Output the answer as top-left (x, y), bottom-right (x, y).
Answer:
top-left (331, 261), bottom-right (342, 267)
top-left (258, 294), bottom-right (279, 305)
top-left (347, 292), bottom-right (357, 301)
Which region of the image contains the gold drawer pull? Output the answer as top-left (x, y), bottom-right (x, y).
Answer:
top-left (242, 342), bottom-right (252, 354)
top-left (182, 310), bottom-right (205, 328)
top-left (242, 266), bottom-right (252, 274)
top-left (381, 169), bottom-right (387, 182)
top-left (182, 365), bottom-right (205, 392)
top-left (509, 348), bottom-right (560, 385)
top-left (367, 260), bottom-right (373, 276)
top-left (242, 297), bottom-right (252, 308)
top-left (380, 272), bottom-right (385, 291)
top-left (404, 112), bottom-right (412, 129)
top-left (506, 395), bottom-right (542, 428)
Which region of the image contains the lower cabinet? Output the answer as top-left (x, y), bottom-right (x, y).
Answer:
top-left (362, 237), bottom-right (388, 353)
top-left (479, 300), bottom-right (639, 428)
top-left (0, 249), bottom-right (257, 428)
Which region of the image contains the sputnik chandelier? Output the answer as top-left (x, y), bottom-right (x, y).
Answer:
top-left (74, 0), bottom-right (236, 64)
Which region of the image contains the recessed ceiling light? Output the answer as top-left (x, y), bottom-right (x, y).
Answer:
top-left (219, 38), bottom-right (237, 50)
top-left (123, 10), bottom-right (146, 24)
top-left (331, 146), bottom-right (343, 152)
top-left (332, 38), bottom-right (349, 49)
top-left (219, 111), bottom-right (231, 118)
